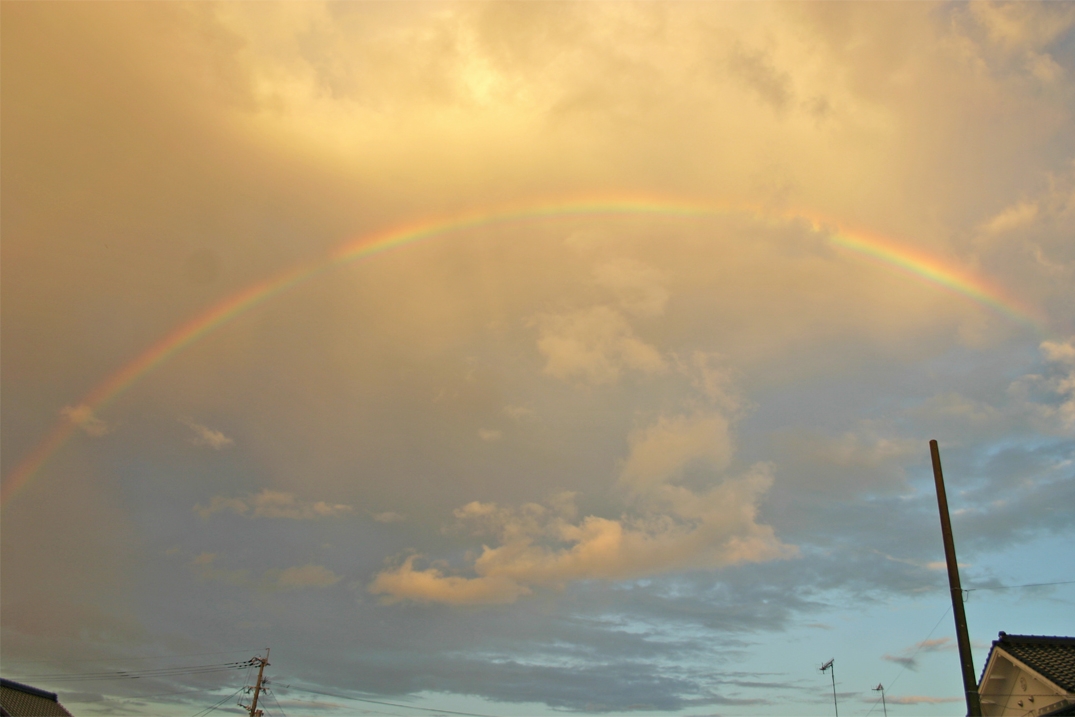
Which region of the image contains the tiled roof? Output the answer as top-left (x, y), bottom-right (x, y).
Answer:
top-left (985, 633), bottom-right (1075, 693)
top-left (0, 679), bottom-right (74, 717)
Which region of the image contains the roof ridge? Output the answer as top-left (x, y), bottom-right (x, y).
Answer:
top-left (997, 632), bottom-right (1075, 646)
top-left (0, 678), bottom-right (59, 702)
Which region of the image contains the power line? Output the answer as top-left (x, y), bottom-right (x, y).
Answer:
top-left (966, 579), bottom-right (1075, 592)
top-left (280, 684), bottom-right (501, 717)
top-left (12, 659), bottom-right (257, 683)
top-left (190, 684), bottom-right (248, 717)
top-left (865, 605), bottom-right (951, 717)
top-left (9, 649), bottom-right (263, 665)
top-left (266, 687), bottom-right (288, 717)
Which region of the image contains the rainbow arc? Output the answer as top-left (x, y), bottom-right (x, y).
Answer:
top-left (0, 195), bottom-right (1046, 506)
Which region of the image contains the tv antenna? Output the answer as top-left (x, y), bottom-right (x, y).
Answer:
top-left (873, 683), bottom-right (887, 717)
top-left (820, 659), bottom-right (838, 717)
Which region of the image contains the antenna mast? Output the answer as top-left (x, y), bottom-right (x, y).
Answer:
top-left (820, 659), bottom-right (838, 717)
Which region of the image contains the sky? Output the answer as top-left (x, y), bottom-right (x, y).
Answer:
top-left (2, 2), bottom-right (1074, 716)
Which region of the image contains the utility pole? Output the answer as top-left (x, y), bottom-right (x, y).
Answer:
top-left (873, 683), bottom-right (887, 717)
top-left (820, 659), bottom-right (838, 717)
top-left (245, 648), bottom-right (270, 717)
top-left (929, 441), bottom-right (982, 717)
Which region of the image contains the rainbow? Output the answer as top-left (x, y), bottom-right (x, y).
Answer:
top-left (0, 195), bottom-right (1047, 506)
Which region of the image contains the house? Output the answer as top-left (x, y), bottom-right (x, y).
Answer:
top-left (0, 679), bottom-right (74, 717)
top-left (978, 632), bottom-right (1075, 717)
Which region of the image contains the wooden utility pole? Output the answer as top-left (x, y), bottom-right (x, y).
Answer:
top-left (929, 441), bottom-right (982, 717)
top-left (247, 648), bottom-right (270, 717)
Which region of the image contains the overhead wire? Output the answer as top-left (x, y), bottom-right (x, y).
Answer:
top-left (965, 579), bottom-right (1075, 592)
top-left (863, 578), bottom-right (1072, 716)
top-left (266, 687), bottom-right (288, 717)
top-left (864, 604), bottom-right (951, 717)
top-left (9, 649), bottom-right (262, 665)
top-left (279, 684), bottom-right (501, 717)
top-left (13, 659), bottom-right (258, 682)
top-left (190, 683), bottom-right (248, 717)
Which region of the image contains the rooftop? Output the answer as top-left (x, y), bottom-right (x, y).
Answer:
top-left (982, 632), bottom-right (1075, 693)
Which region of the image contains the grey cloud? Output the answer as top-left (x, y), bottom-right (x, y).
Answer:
top-left (726, 42), bottom-right (794, 113)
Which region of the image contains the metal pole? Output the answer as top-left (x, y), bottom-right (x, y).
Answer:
top-left (929, 441), bottom-right (982, 717)
top-left (874, 684), bottom-right (887, 717)
top-left (831, 663), bottom-right (838, 717)
top-left (821, 660), bottom-right (838, 717)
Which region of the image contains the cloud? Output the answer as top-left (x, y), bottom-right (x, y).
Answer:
top-left (536, 306), bottom-right (667, 384)
top-left (503, 405), bottom-right (533, 420)
top-left (592, 258), bottom-right (668, 317)
top-left (370, 408), bottom-right (796, 605)
top-left (369, 555), bottom-right (532, 605)
top-left (60, 404), bottom-right (111, 437)
top-left (675, 352), bottom-right (743, 414)
top-left (191, 554), bottom-right (340, 591)
top-left (477, 428), bottom-right (502, 441)
top-left (619, 412), bottom-right (734, 495)
top-left (267, 564), bottom-right (341, 590)
top-left (195, 489), bottom-right (353, 520)
top-left (371, 511), bottom-right (406, 523)
top-left (726, 41), bottom-right (793, 113)
top-left (912, 392), bottom-right (1003, 427)
top-left (1010, 338), bottom-right (1075, 432)
top-left (982, 199), bottom-right (1039, 234)
top-left (882, 637), bottom-right (953, 671)
top-left (770, 424), bottom-right (919, 497)
top-left (180, 419), bottom-right (233, 449)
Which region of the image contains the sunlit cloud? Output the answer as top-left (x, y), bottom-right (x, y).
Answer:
top-left (180, 418), bottom-right (234, 449)
top-left (592, 258), bottom-right (668, 318)
top-left (370, 397), bottom-right (797, 605)
top-left (195, 489), bottom-right (354, 520)
top-left (535, 306), bottom-right (667, 385)
top-left (4, 2), bottom-right (1075, 714)
top-left (370, 511), bottom-right (406, 524)
top-left (59, 404), bottom-right (111, 438)
top-left (190, 553), bottom-right (340, 591)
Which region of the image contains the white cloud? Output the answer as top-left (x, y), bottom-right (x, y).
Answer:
top-left (195, 489), bottom-right (354, 520)
top-left (181, 419), bottom-right (234, 449)
top-left (60, 404), bottom-right (111, 437)
top-left (536, 306), bottom-right (667, 385)
top-left (371, 511), bottom-right (406, 523)
top-left (478, 428), bottom-right (502, 442)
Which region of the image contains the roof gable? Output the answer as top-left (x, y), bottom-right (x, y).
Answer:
top-left (988, 633), bottom-right (1075, 693)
